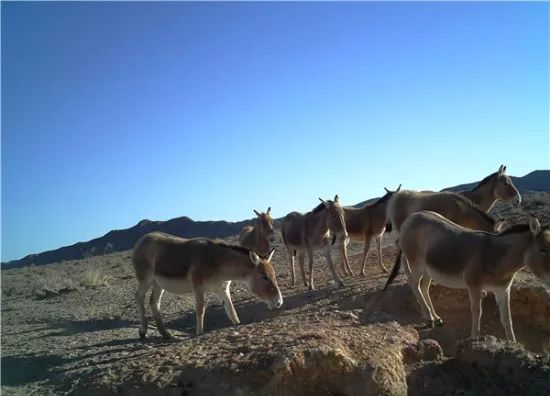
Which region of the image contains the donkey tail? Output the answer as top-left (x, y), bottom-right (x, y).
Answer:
top-left (383, 249), bottom-right (402, 291)
top-left (385, 221), bottom-right (393, 232)
top-left (331, 234), bottom-right (337, 245)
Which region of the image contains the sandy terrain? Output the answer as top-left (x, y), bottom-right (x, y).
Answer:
top-left (1, 192), bottom-right (549, 395)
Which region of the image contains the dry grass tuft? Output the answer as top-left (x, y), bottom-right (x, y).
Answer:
top-left (33, 276), bottom-right (78, 299)
top-left (80, 267), bottom-right (112, 288)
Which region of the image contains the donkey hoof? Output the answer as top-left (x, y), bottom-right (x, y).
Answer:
top-left (338, 280), bottom-right (346, 288)
top-left (426, 320), bottom-right (435, 328)
top-left (434, 318), bottom-right (444, 327)
top-left (139, 330), bottom-right (147, 339)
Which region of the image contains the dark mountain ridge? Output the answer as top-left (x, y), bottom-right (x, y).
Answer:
top-left (3, 170), bottom-right (548, 268)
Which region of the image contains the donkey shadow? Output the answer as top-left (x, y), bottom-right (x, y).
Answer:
top-left (164, 284), bottom-right (346, 336)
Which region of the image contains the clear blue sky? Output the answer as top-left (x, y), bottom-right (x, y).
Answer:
top-left (2, 2), bottom-right (548, 262)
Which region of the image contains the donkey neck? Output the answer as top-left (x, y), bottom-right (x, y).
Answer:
top-left (488, 231), bottom-right (532, 280)
top-left (215, 247), bottom-right (256, 281)
top-left (463, 180), bottom-right (497, 212)
top-left (306, 208), bottom-right (330, 235)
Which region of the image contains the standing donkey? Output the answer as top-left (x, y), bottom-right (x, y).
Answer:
top-left (133, 232), bottom-right (283, 337)
top-left (239, 207), bottom-right (275, 257)
top-left (386, 189), bottom-right (500, 234)
top-left (344, 185), bottom-right (401, 275)
top-left (282, 195), bottom-right (349, 290)
top-left (384, 211), bottom-right (550, 342)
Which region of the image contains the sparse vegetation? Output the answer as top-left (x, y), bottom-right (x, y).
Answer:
top-left (80, 267), bottom-right (112, 288)
top-left (33, 276), bottom-right (78, 299)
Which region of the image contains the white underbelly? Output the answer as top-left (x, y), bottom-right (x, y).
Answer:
top-left (154, 274), bottom-right (232, 295)
top-left (154, 275), bottom-right (194, 295)
top-left (425, 266), bottom-right (467, 289)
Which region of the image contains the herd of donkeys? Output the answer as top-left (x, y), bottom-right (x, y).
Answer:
top-left (132, 165), bottom-right (550, 343)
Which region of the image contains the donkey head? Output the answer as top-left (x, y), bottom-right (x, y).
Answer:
top-left (319, 195), bottom-right (349, 245)
top-left (493, 165), bottom-right (521, 207)
top-left (254, 207), bottom-right (275, 243)
top-left (525, 217), bottom-right (550, 287)
top-left (247, 249), bottom-right (283, 310)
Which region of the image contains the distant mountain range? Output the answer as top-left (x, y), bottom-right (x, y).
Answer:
top-left (3, 170), bottom-right (548, 268)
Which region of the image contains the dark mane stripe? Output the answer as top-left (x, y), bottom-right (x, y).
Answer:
top-left (498, 223), bottom-right (549, 235)
top-left (367, 192), bottom-right (393, 207)
top-left (499, 224), bottom-right (530, 235)
top-left (310, 202), bottom-right (326, 214)
top-left (442, 191), bottom-right (496, 225)
top-left (214, 241), bottom-right (250, 255)
top-left (470, 172), bottom-right (498, 191)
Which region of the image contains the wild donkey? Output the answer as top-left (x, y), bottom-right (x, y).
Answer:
top-left (133, 232), bottom-right (283, 337)
top-left (458, 165), bottom-right (521, 211)
top-left (344, 185), bottom-right (401, 275)
top-left (386, 189), bottom-right (499, 234)
top-left (384, 211), bottom-right (550, 342)
top-left (282, 195), bottom-right (348, 290)
top-left (239, 207), bottom-right (275, 257)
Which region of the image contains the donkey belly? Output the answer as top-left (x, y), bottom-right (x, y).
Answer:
top-left (154, 275), bottom-right (194, 295)
top-left (424, 266), bottom-right (467, 289)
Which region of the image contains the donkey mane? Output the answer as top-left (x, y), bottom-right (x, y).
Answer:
top-left (310, 202), bottom-right (327, 214)
top-left (367, 192), bottom-right (394, 208)
top-left (441, 191), bottom-right (496, 225)
top-left (499, 223), bottom-right (549, 235)
top-left (470, 172), bottom-right (498, 191)
top-left (212, 240), bottom-right (250, 255)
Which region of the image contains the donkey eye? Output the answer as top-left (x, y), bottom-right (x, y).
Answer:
top-left (262, 275), bottom-right (269, 281)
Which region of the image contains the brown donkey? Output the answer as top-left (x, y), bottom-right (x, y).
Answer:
top-left (344, 185), bottom-right (401, 275)
top-left (239, 207), bottom-right (275, 257)
top-left (386, 190), bottom-right (499, 234)
top-left (133, 232), bottom-right (283, 337)
top-left (458, 165), bottom-right (521, 211)
top-left (282, 195), bottom-right (348, 290)
top-left (384, 211), bottom-right (550, 342)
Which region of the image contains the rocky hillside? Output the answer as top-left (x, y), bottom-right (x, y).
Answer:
top-left (3, 170), bottom-right (548, 268)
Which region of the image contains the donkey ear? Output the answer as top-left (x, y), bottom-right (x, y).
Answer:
top-left (267, 207), bottom-right (271, 215)
top-left (495, 218), bottom-right (506, 233)
top-left (319, 197), bottom-right (328, 206)
top-left (529, 217), bottom-right (541, 236)
top-left (267, 248), bottom-right (275, 262)
top-left (384, 187), bottom-right (390, 193)
top-left (396, 184), bottom-right (402, 192)
top-left (334, 194), bottom-right (339, 202)
top-left (253, 209), bottom-right (261, 217)
top-left (249, 250), bottom-right (261, 266)
top-left (503, 165), bottom-right (507, 173)
top-left (498, 165), bottom-right (505, 176)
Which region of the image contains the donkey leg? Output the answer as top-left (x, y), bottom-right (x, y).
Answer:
top-left (324, 245), bottom-right (345, 288)
top-left (360, 237), bottom-right (372, 277)
top-left (194, 288), bottom-right (206, 336)
top-left (407, 269), bottom-right (434, 324)
top-left (468, 287), bottom-right (483, 338)
top-left (288, 250), bottom-right (296, 287)
top-left (135, 281), bottom-right (152, 339)
top-left (376, 235), bottom-right (388, 273)
top-left (307, 249), bottom-right (315, 290)
top-left (217, 281), bottom-right (240, 325)
top-left (340, 243), bottom-right (353, 277)
top-left (149, 282), bottom-right (171, 339)
top-left (419, 276), bottom-right (442, 326)
top-left (494, 288), bottom-right (516, 342)
top-left (299, 253), bottom-right (309, 288)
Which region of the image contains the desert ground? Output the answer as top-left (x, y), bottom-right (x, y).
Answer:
top-left (2, 192), bottom-right (550, 395)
